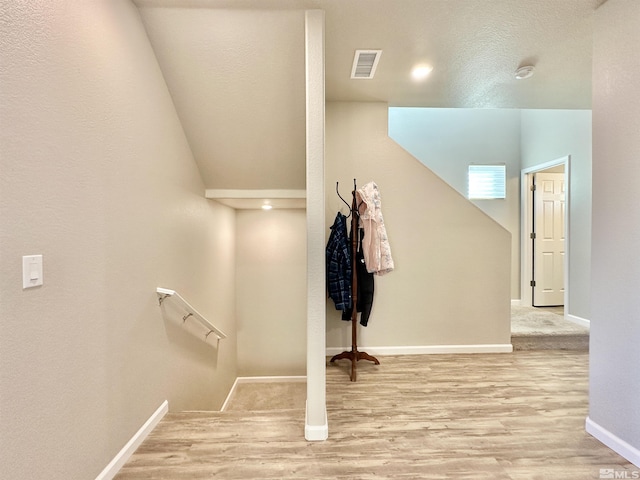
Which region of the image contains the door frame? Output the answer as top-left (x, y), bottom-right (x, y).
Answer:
top-left (520, 155), bottom-right (570, 312)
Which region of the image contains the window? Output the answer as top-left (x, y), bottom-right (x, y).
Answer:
top-left (468, 165), bottom-right (506, 199)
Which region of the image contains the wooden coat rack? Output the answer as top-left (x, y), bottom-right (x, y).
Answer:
top-left (330, 179), bottom-right (380, 381)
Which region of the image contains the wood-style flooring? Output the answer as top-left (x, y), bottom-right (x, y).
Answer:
top-left (116, 351), bottom-right (636, 479)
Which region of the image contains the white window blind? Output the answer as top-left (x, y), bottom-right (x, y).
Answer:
top-left (468, 165), bottom-right (506, 199)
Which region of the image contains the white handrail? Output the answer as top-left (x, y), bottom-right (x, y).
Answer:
top-left (156, 287), bottom-right (227, 341)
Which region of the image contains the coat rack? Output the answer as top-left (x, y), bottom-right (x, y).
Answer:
top-left (330, 179), bottom-right (380, 381)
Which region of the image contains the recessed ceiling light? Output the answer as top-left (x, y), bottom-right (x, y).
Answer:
top-left (411, 64), bottom-right (433, 81)
top-left (515, 65), bottom-right (535, 80)
top-left (261, 203), bottom-right (273, 211)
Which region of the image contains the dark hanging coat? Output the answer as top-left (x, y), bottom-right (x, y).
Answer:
top-left (326, 212), bottom-right (352, 312)
top-left (341, 228), bottom-right (375, 327)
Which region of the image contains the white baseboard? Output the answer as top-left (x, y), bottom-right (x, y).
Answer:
top-left (221, 375), bottom-right (307, 412)
top-left (566, 314), bottom-right (590, 329)
top-left (305, 401), bottom-right (328, 441)
top-left (220, 377), bottom-right (241, 412)
top-left (96, 400), bottom-right (168, 480)
top-left (326, 344), bottom-right (513, 356)
top-left (586, 416), bottom-right (640, 467)
top-left (511, 299), bottom-right (522, 306)
top-left (235, 375), bottom-right (306, 383)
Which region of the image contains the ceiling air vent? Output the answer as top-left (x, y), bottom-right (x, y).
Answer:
top-left (350, 50), bottom-right (382, 79)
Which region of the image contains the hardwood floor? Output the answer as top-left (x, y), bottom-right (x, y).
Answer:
top-left (116, 351), bottom-right (636, 479)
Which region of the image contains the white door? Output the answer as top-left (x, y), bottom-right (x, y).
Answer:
top-left (532, 172), bottom-right (565, 306)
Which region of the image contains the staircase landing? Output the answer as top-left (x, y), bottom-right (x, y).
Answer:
top-left (511, 305), bottom-right (589, 351)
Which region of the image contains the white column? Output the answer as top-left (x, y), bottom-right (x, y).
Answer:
top-left (304, 9), bottom-right (328, 441)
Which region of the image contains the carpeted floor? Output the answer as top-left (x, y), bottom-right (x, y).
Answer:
top-left (511, 305), bottom-right (589, 350)
top-left (224, 381), bottom-right (306, 412)
top-left (511, 305), bottom-right (589, 335)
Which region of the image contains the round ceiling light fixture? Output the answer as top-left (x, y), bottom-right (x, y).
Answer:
top-left (411, 64), bottom-right (433, 81)
top-left (515, 65), bottom-right (535, 80)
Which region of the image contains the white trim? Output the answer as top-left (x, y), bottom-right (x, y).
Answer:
top-left (220, 376), bottom-right (306, 412)
top-left (95, 400), bottom-right (168, 480)
top-left (326, 344), bottom-right (513, 356)
top-left (522, 156), bottom-right (569, 174)
top-left (220, 377), bottom-right (241, 412)
top-left (566, 314), bottom-right (590, 329)
top-left (235, 375), bottom-right (306, 383)
top-left (205, 189), bottom-right (306, 200)
top-left (586, 417), bottom-right (640, 467)
top-left (520, 156), bottom-right (571, 310)
top-left (511, 299), bottom-right (522, 306)
top-left (305, 401), bottom-right (328, 441)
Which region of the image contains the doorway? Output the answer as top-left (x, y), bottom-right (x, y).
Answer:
top-left (520, 156), bottom-right (570, 310)
top-left (532, 170), bottom-right (565, 306)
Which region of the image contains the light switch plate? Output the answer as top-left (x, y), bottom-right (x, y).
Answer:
top-left (23, 255), bottom-right (43, 289)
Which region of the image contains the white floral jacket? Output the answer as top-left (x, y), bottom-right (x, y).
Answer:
top-left (356, 181), bottom-right (394, 275)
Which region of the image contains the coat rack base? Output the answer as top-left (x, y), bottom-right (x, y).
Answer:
top-left (330, 349), bottom-right (380, 382)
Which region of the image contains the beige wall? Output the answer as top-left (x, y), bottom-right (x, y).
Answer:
top-left (0, 1), bottom-right (237, 479)
top-left (235, 209), bottom-right (307, 376)
top-left (589, 0), bottom-right (640, 463)
top-left (325, 102), bottom-right (512, 349)
top-left (388, 108), bottom-right (522, 299)
top-left (234, 102), bottom-right (514, 372)
top-left (389, 108), bottom-right (593, 310)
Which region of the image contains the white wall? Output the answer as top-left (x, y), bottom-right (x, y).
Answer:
top-left (388, 108), bottom-right (522, 299)
top-left (0, 1), bottom-right (237, 478)
top-left (588, 0), bottom-right (640, 466)
top-left (388, 107), bottom-right (592, 314)
top-left (235, 209), bottom-right (307, 376)
top-left (326, 102), bottom-right (511, 350)
top-left (520, 109), bottom-right (592, 319)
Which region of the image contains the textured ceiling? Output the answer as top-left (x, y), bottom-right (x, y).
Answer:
top-left (135, 0), bottom-right (604, 193)
top-left (138, 7), bottom-right (306, 191)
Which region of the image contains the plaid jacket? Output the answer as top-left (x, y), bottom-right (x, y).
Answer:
top-left (326, 213), bottom-right (352, 311)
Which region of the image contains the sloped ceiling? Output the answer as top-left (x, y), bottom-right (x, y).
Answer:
top-left (135, 0), bottom-right (605, 192)
top-left (138, 7), bottom-right (306, 191)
